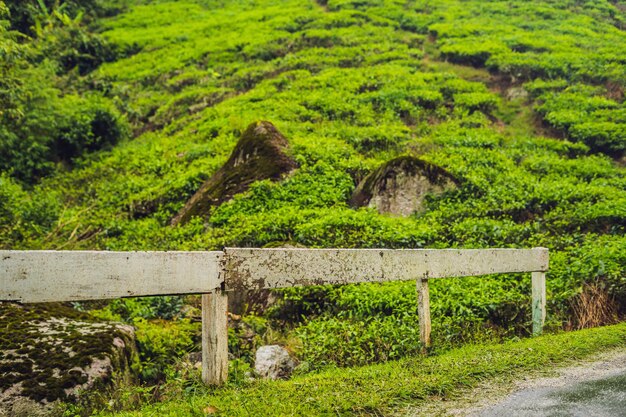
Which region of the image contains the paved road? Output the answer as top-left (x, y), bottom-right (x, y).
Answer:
top-left (476, 353), bottom-right (626, 417)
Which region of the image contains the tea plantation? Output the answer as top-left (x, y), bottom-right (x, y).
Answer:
top-left (0, 0), bottom-right (624, 414)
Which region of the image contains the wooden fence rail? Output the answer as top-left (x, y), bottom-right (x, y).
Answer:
top-left (0, 247), bottom-right (548, 385)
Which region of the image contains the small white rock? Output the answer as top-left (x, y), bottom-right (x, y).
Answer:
top-left (254, 345), bottom-right (296, 380)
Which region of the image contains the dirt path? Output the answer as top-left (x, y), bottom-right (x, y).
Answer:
top-left (404, 348), bottom-right (626, 417)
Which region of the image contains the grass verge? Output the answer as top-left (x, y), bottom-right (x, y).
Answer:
top-left (98, 323), bottom-right (626, 417)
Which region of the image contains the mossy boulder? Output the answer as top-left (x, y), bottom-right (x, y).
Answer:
top-left (171, 121), bottom-right (297, 226)
top-left (350, 156), bottom-right (459, 216)
top-left (0, 303), bottom-right (138, 417)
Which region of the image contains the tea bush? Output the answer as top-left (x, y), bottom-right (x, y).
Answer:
top-left (0, 0), bottom-right (127, 183)
top-left (414, 0), bottom-right (626, 157)
top-left (0, 89), bottom-right (127, 182)
top-left (0, 175), bottom-right (60, 247)
top-left (1, 0), bottom-right (625, 375)
top-left (133, 318), bottom-right (198, 383)
top-left (91, 302), bottom-right (200, 383)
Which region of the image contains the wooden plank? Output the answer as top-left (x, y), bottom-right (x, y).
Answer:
top-left (223, 248), bottom-right (549, 290)
top-left (532, 271), bottom-right (546, 336)
top-left (416, 277), bottom-right (431, 349)
top-left (202, 291), bottom-right (228, 385)
top-left (0, 251), bottom-right (223, 303)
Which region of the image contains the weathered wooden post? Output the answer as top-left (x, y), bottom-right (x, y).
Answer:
top-left (416, 277), bottom-right (431, 349)
top-left (0, 247), bottom-right (549, 386)
top-left (201, 291), bottom-right (229, 385)
top-left (532, 271), bottom-right (546, 336)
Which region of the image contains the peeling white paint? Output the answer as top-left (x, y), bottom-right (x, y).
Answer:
top-left (223, 248), bottom-right (549, 290)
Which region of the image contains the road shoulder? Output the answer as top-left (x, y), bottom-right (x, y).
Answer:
top-left (404, 347), bottom-right (626, 417)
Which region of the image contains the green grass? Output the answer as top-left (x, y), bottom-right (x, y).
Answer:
top-left (94, 322), bottom-right (626, 417)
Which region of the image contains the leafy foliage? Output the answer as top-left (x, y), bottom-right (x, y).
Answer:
top-left (425, 0), bottom-right (626, 157)
top-left (0, 0), bottom-right (127, 183)
top-left (1, 0), bottom-right (625, 379)
top-left (94, 323), bottom-right (626, 416)
top-left (91, 299), bottom-right (200, 383)
top-left (4, 0), bottom-right (124, 35)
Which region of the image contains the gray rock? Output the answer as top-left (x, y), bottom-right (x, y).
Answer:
top-left (187, 351), bottom-right (203, 370)
top-left (0, 303), bottom-right (138, 417)
top-left (505, 86), bottom-right (529, 101)
top-left (171, 120), bottom-right (297, 226)
top-left (350, 156), bottom-right (459, 217)
top-left (254, 345), bottom-right (296, 380)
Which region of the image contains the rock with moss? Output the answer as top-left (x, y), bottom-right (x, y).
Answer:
top-left (171, 121), bottom-right (297, 226)
top-left (0, 303), bottom-right (137, 417)
top-left (350, 156), bottom-right (460, 217)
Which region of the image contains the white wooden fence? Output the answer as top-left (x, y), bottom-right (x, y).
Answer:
top-left (0, 247), bottom-right (548, 385)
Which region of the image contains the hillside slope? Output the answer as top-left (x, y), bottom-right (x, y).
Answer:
top-left (1, 0), bottom-right (625, 382)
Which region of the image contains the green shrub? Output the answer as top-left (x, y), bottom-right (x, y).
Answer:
top-left (0, 3), bottom-right (127, 183)
top-left (4, 0), bottom-right (124, 35)
top-left (453, 92), bottom-right (498, 113)
top-left (439, 39), bottom-right (508, 67)
top-left (0, 90), bottom-right (127, 182)
top-left (133, 318), bottom-right (199, 383)
top-left (0, 175), bottom-right (60, 247)
top-left (42, 25), bottom-right (117, 75)
top-left (569, 121), bottom-right (625, 156)
top-left (55, 95), bottom-right (127, 160)
top-left (297, 315), bottom-right (423, 368)
top-left (104, 297), bottom-right (187, 322)
top-left (91, 298), bottom-right (199, 383)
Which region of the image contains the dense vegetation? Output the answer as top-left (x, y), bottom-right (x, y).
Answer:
top-left (96, 322), bottom-right (626, 416)
top-left (0, 0), bottom-right (127, 183)
top-left (0, 0), bottom-right (624, 412)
